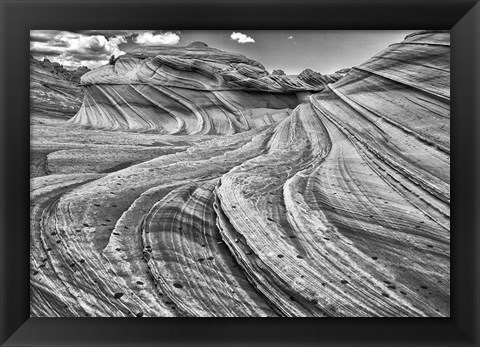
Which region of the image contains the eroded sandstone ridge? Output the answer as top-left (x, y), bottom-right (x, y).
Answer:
top-left (30, 56), bottom-right (89, 119)
top-left (30, 31), bottom-right (450, 317)
top-left (30, 57), bottom-right (90, 177)
top-left (67, 42), bottom-right (345, 134)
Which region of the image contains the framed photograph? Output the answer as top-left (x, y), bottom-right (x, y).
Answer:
top-left (1, 0), bottom-right (479, 345)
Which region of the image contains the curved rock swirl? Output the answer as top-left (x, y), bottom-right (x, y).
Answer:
top-left (31, 31), bottom-right (450, 317)
top-left (67, 42), bottom-right (339, 134)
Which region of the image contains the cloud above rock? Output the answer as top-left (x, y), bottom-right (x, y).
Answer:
top-left (230, 32), bottom-right (255, 43)
top-left (30, 30), bottom-right (127, 69)
top-left (30, 30), bottom-right (181, 69)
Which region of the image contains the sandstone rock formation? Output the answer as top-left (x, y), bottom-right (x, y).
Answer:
top-left (67, 43), bottom-right (344, 134)
top-left (35, 57), bottom-right (90, 84)
top-left (30, 56), bottom-right (90, 177)
top-left (271, 69), bottom-right (286, 75)
top-left (30, 31), bottom-right (450, 317)
top-left (30, 56), bottom-right (89, 119)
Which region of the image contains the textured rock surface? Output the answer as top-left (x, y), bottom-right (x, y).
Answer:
top-left (30, 56), bottom-right (89, 119)
top-left (31, 31), bottom-right (450, 317)
top-left (67, 42), bottom-right (345, 134)
top-left (30, 56), bottom-right (91, 177)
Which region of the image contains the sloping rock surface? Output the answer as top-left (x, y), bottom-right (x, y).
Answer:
top-left (31, 31), bottom-right (450, 317)
top-left (67, 43), bottom-right (345, 134)
top-left (30, 56), bottom-right (89, 119)
top-left (30, 56), bottom-right (91, 176)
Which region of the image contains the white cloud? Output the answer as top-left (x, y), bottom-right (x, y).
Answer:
top-left (30, 30), bottom-right (126, 69)
top-left (30, 30), bottom-right (182, 70)
top-left (288, 36), bottom-right (293, 39)
top-left (230, 32), bottom-right (255, 44)
top-left (134, 32), bottom-right (180, 45)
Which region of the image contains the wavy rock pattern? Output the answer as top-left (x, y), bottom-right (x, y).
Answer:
top-left (67, 42), bottom-right (346, 134)
top-left (30, 57), bottom-right (91, 178)
top-left (30, 56), bottom-right (88, 119)
top-left (31, 31), bottom-right (450, 317)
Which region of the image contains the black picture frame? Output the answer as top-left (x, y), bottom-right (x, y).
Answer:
top-left (1, 0), bottom-right (478, 345)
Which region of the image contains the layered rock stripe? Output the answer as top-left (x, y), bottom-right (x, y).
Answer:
top-left (31, 31), bottom-right (450, 317)
top-left (30, 56), bottom-right (89, 119)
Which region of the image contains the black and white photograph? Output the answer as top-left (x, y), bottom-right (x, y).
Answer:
top-left (30, 29), bottom-right (450, 318)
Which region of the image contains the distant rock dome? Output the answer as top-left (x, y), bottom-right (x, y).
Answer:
top-left (188, 41), bottom-right (208, 48)
top-left (271, 69), bottom-right (286, 75)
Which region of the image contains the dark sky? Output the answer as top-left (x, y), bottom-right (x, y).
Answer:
top-left (30, 30), bottom-right (416, 75)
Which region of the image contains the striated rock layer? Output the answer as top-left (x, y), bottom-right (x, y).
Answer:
top-left (30, 56), bottom-right (90, 177)
top-left (30, 56), bottom-right (89, 119)
top-left (67, 42), bottom-right (346, 134)
top-left (31, 31), bottom-right (450, 317)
